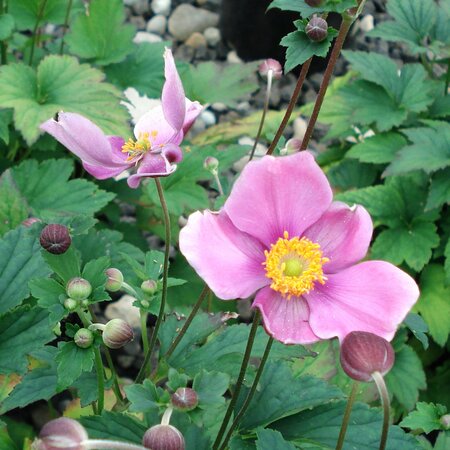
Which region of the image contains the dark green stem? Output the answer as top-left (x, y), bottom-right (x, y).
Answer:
top-left (336, 381), bottom-right (359, 450)
top-left (219, 336), bottom-right (274, 450)
top-left (372, 371), bottom-right (390, 450)
top-left (164, 285), bottom-right (209, 358)
top-left (59, 0), bottom-right (73, 54)
top-left (135, 178), bottom-right (171, 384)
top-left (212, 311), bottom-right (261, 450)
top-left (29, 0), bottom-right (48, 65)
top-left (445, 59), bottom-right (449, 96)
top-left (0, 0), bottom-right (7, 65)
top-left (94, 347), bottom-right (105, 414)
top-left (140, 310), bottom-right (149, 356)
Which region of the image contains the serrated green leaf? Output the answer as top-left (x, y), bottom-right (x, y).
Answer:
top-left (327, 159), bottom-right (378, 190)
top-left (82, 256), bottom-right (110, 304)
top-left (268, 0), bottom-right (357, 15)
top-left (427, 168), bottom-right (450, 211)
top-left (29, 277), bottom-right (66, 322)
top-left (414, 265), bottom-right (450, 346)
top-left (125, 380), bottom-right (162, 413)
top-left (0, 55), bottom-right (129, 145)
top-left (193, 370), bottom-right (230, 408)
top-left (42, 246), bottom-right (81, 285)
top-left (65, 0), bottom-right (135, 65)
top-left (72, 371), bottom-right (99, 407)
top-left (0, 14), bottom-right (15, 40)
top-left (256, 428), bottom-right (296, 450)
top-left (0, 171), bottom-right (28, 237)
top-left (0, 109), bottom-right (12, 145)
top-left (0, 306), bottom-right (54, 374)
top-left (400, 402), bottom-right (447, 433)
top-left (404, 313), bottom-right (429, 349)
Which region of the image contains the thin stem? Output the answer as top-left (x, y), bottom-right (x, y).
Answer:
top-left (29, 0), bottom-right (48, 65)
top-left (59, 0), bottom-right (73, 55)
top-left (161, 406), bottom-right (174, 426)
top-left (336, 381), bottom-right (359, 450)
top-left (219, 336), bottom-right (274, 450)
top-left (140, 310), bottom-right (149, 356)
top-left (135, 178), bottom-right (171, 384)
top-left (372, 371), bottom-right (390, 450)
top-left (212, 311), bottom-right (261, 450)
top-left (249, 70), bottom-right (273, 161)
top-left (213, 171), bottom-right (224, 196)
top-left (83, 439), bottom-right (148, 450)
top-left (165, 285), bottom-right (209, 358)
top-left (266, 59), bottom-right (312, 155)
top-left (104, 348), bottom-right (125, 404)
top-left (122, 281), bottom-right (138, 297)
top-left (94, 347), bottom-right (105, 414)
top-left (0, 0), bottom-right (7, 65)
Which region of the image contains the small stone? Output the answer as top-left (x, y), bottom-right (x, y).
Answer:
top-left (131, 0), bottom-right (148, 15)
top-left (105, 295), bottom-right (141, 328)
top-left (293, 116), bottom-right (308, 140)
top-left (227, 50), bottom-right (242, 64)
top-left (168, 4), bottom-right (219, 41)
top-left (151, 0), bottom-right (171, 16)
top-left (200, 109), bottom-right (216, 127)
top-left (203, 26), bottom-right (221, 46)
top-left (211, 102), bottom-right (227, 112)
top-left (146, 15), bottom-right (167, 35)
top-left (359, 14), bottom-right (374, 33)
top-left (133, 31), bottom-right (163, 44)
top-left (185, 32), bottom-right (207, 49)
top-left (129, 16), bottom-right (147, 30)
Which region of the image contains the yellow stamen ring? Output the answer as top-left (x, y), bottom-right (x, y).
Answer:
top-left (121, 131), bottom-right (158, 162)
top-left (264, 231), bottom-right (329, 299)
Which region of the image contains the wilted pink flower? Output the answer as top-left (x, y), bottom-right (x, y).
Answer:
top-left (180, 152), bottom-right (419, 344)
top-left (40, 49), bottom-right (202, 188)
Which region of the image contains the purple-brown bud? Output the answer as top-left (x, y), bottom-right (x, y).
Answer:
top-left (305, 16), bottom-right (328, 42)
top-left (171, 387), bottom-right (199, 411)
top-left (258, 58), bottom-right (283, 79)
top-left (305, 0), bottom-right (323, 7)
top-left (66, 278), bottom-right (92, 301)
top-left (340, 331), bottom-right (395, 382)
top-left (74, 328), bottom-right (94, 349)
top-left (33, 418), bottom-right (87, 450)
top-left (141, 279), bottom-right (158, 295)
top-left (102, 319), bottom-right (134, 349)
top-left (105, 268), bottom-right (124, 292)
top-left (40, 224), bottom-right (72, 255)
top-left (143, 424), bottom-right (185, 450)
top-left (22, 217), bottom-right (42, 227)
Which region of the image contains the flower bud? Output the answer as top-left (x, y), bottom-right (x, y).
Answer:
top-left (171, 387), bottom-right (199, 411)
top-left (441, 414), bottom-right (450, 430)
top-left (33, 417), bottom-right (87, 450)
top-left (141, 279), bottom-right (158, 295)
top-left (40, 224), bottom-right (72, 255)
top-left (203, 156), bottom-right (219, 173)
top-left (305, 16), bottom-right (328, 42)
top-left (102, 319), bottom-right (134, 349)
top-left (258, 58), bottom-right (283, 80)
top-left (281, 138), bottom-right (302, 155)
top-left (64, 298), bottom-right (79, 311)
top-left (305, 0), bottom-right (323, 7)
top-left (22, 217), bottom-right (42, 227)
top-left (66, 278), bottom-right (92, 301)
top-left (143, 424), bottom-right (185, 450)
top-left (105, 268), bottom-right (124, 292)
top-left (340, 331), bottom-right (395, 382)
top-left (74, 328), bottom-right (94, 349)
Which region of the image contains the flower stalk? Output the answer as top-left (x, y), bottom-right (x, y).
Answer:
top-left (82, 440), bottom-right (148, 450)
top-left (0, 0), bottom-right (8, 65)
top-left (335, 381), bottom-right (359, 450)
top-left (29, 0), bottom-right (48, 66)
top-left (59, 0), bottom-right (73, 55)
top-left (372, 371), bottom-right (391, 450)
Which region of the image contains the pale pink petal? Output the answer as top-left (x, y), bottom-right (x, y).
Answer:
top-left (253, 287), bottom-right (320, 344)
top-left (161, 48), bottom-right (186, 133)
top-left (224, 152), bottom-right (333, 246)
top-left (303, 202), bottom-right (373, 273)
top-left (179, 210), bottom-right (269, 299)
top-left (133, 105), bottom-right (177, 145)
top-left (127, 153), bottom-right (174, 188)
top-left (305, 261), bottom-right (420, 342)
top-left (183, 99), bottom-right (203, 134)
top-left (83, 162), bottom-right (128, 180)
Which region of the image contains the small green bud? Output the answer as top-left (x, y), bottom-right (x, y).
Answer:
top-left (63, 298), bottom-right (78, 311)
top-left (81, 299), bottom-right (90, 307)
top-left (143, 424), bottom-right (185, 450)
top-left (105, 268), bottom-right (124, 292)
top-left (140, 299), bottom-right (150, 308)
top-left (102, 319), bottom-right (134, 349)
top-left (440, 414), bottom-right (450, 430)
top-left (141, 279), bottom-right (158, 295)
top-left (171, 387), bottom-right (198, 411)
top-left (52, 323), bottom-right (62, 337)
top-left (66, 277), bottom-right (92, 301)
top-left (74, 328), bottom-right (94, 349)
top-left (305, 15), bottom-right (328, 42)
top-left (203, 156), bottom-right (219, 173)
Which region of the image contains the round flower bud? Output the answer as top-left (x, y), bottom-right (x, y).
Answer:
top-left (258, 58), bottom-right (283, 80)
top-left (102, 319), bottom-right (134, 349)
top-left (203, 156), bottom-right (219, 173)
top-left (143, 424), bottom-right (185, 450)
top-left (105, 268), bottom-right (124, 292)
top-left (74, 328), bottom-right (94, 349)
top-left (34, 417), bottom-right (88, 450)
top-left (340, 331), bottom-right (395, 382)
top-left (440, 414), bottom-right (450, 430)
top-left (40, 224), bottom-right (72, 255)
top-left (281, 138), bottom-right (302, 155)
top-left (22, 217), bottom-right (42, 227)
top-left (305, 16), bottom-right (328, 42)
top-left (305, 0), bottom-right (323, 7)
top-left (63, 298), bottom-right (78, 311)
top-left (171, 388), bottom-right (199, 411)
top-left (141, 279), bottom-right (158, 295)
top-left (66, 278), bottom-right (92, 301)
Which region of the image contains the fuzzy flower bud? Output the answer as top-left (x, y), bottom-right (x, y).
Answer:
top-left (258, 58), bottom-right (283, 80)
top-left (33, 417), bottom-right (88, 450)
top-left (441, 414), bottom-right (450, 430)
top-left (102, 319), bottom-right (134, 349)
top-left (305, 16), bottom-right (328, 42)
top-left (203, 156), bottom-right (219, 173)
top-left (340, 331), bottom-right (395, 382)
top-left (63, 298), bottom-right (78, 311)
top-left (40, 224), bottom-right (72, 255)
top-left (143, 424), bottom-right (185, 450)
top-left (281, 138), bottom-right (302, 155)
top-left (74, 328), bottom-right (94, 349)
top-left (66, 278), bottom-right (92, 301)
top-left (171, 387), bottom-right (199, 411)
top-left (105, 268), bottom-right (124, 292)
top-left (141, 279), bottom-right (158, 295)
top-left (305, 0), bottom-right (323, 7)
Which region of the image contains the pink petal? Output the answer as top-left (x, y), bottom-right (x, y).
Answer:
top-left (305, 261), bottom-right (420, 342)
top-left (183, 99), bottom-right (203, 135)
top-left (253, 286), bottom-right (320, 344)
top-left (127, 152), bottom-right (174, 188)
top-left (179, 210), bottom-right (269, 299)
top-left (162, 143), bottom-right (183, 163)
top-left (133, 105), bottom-right (178, 145)
top-left (224, 152), bottom-right (333, 246)
top-left (303, 202), bottom-right (373, 273)
top-left (83, 162), bottom-right (128, 180)
top-left (161, 48), bottom-right (186, 133)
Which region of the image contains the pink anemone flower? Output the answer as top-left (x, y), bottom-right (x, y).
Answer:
top-left (40, 48), bottom-right (202, 188)
top-left (180, 152), bottom-right (419, 344)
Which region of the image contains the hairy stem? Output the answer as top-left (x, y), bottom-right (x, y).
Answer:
top-left (372, 371), bottom-right (390, 450)
top-left (83, 440), bottom-right (148, 450)
top-left (59, 0), bottom-right (73, 54)
top-left (335, 381), bottom-right (359, 450)
top-left (29, 0), bottom-right (48, 65)
top-left (94, 347), bottom-right (105, 414)
top-left (0, 0), bottom-right (8, 65)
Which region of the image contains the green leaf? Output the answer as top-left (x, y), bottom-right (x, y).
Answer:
top-left (327, 159), bottom-right (378, 190)
top-left (256, 428), bottom-right (296, 450)
top-left (0, 306), bottom-right (54, 374)
top-left (82, 256), bottom-right (110, 303)
top-left (404, 313), bottom-right (429, 350)
top-left (42, 246), bottom-right (81, 284)
top-left (0, 14), bottom-right (15, 40)
top-left (281, 21), bottom-right (338, 72)
top-left (0, 171), bottom-right (28, 237)
top-left (400, 402), bottom-right (447, 433)
top-left (385, 344), bottom-right (426, 410)
top-left (55, 341), bottom-right (95, 389)
top-left (414, 265), bottom-right (450, 346)
top-left (0, 109), bottom-right (12, 145)
top-left (0, 224), bottom-right (51, 314)
top-left (125, 380), bottom-right (163, 413)
top-left (346, 132), bottom-right (408, 164)
top-left (268, 0), bottom-right (357, 15)
top-left (193, 370), bottom-right (230, 408)
top-left (0, 55), bottom-right (129, 145)
top-left (72, 371), bottom-right (99, 407)
top-left (29, 277), bottom-right (66, 322)
top-left (445, 239), bottom-right (450, 285)
top-left (435, 432), bottom-right (450, 450)
top-left (65, 0), bottom-right (134, 65)
top-left (427, 168), bottom-right (450, 210)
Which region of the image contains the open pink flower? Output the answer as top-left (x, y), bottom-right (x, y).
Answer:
top-left (40, 48), bottom-right (202, 188)
top-left (180, 152), bottom-right (419, 344)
